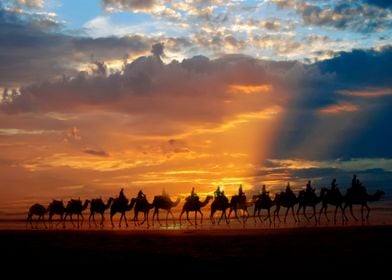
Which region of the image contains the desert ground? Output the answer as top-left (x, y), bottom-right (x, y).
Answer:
top-left (1, 225), bottom-right (391, 275)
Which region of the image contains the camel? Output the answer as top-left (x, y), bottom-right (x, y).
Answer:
top-left (63, 199), bottom-right (90, 228)
top-left (110, 197), bottom-right (136, 228)
top-left (48, 200), bottom-right (66, 228)
top-left (318, 188), bottom-right (346, 224)
top-left (26, 203), bottom-right (47, 229)
top-left (133, 197), bottom-right (155, 227)
top-left (180, 195), bottom-right (213, 226)
top-left (297, 190), bottom-right (323, 223)
top-left (228, 195), bottom-right (254, 225)
top-left (151, 196), bottom-right (181, 226)
top-left (88, 197), bottom-right (114, 227)
top-left (210, 195), bottom-right (230, 224)
top-left (273, 191), bottom-right (298, 223)
top-left (253, 194), bottom-right (276, 224)
top-left (343, 188), bottom-right (385, 222)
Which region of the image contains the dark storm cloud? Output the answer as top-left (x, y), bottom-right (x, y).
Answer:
top-left (0, 6), bottom-right (152, 87)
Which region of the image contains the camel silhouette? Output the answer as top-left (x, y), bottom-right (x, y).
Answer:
top-left (26, 203), bottom-right (47, 229)
top-left (88, 197), bottom-right (114, 227)
top-left (110, 197), bottom-right (136, 228)
top-left (151, 196), bottom-right (181, 226)
top-left (63, 199), bottom-right (90, 228)
top-left (253, 194), bottom-right (276, 224)
top-left (343, 188), bottom-right (385, 222)
top-left (297, 190), bottom-right (322, 223)
top-left (318, 188), bottom-right (346, 224)
top-left (48, 200), bottom-right (66, 228)
top-left (273, 191), bottom-right (299, 223)
top-left (133, 197), bottom-right (154, 227)
top-left (228, 195), bottom-right (254, 225)
top-left (210, 195), bottom-right (230, 224)
top-left (180, 195), bottom-right (213, 226)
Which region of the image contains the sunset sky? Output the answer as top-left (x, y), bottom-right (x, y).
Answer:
top-left (1, 0), bottom-right (392, 213)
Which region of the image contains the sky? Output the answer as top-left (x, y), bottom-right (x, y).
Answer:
top-left (0, 0), bottom-right (392, 213)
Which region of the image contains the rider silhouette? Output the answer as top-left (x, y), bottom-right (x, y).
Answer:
top-left (214, 186), bottom-right (222, 198)
top-left (137, 190), bottom-right (146, 200)
top-left (238, 184), bottom-right (244, 197)
top-left (331, 178), bottom-right (338, 191)
top-left (305, 180), bottom-right (314, 193)
top-left (261, 184), bottom-right (269, 196)
top-left (119, 188), bottom-right (127, 203)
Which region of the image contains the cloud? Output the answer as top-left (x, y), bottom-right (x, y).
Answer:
top-left (102, 0), bottom-right (157, 12)
top-left (16, 0), bottom-right (44, 8)
top-left (272, 0), bottom-right (392, 33)
top-left (83, 148), bottom-right (110, 157)
top-left (0, 7), bottom-right (153, 87)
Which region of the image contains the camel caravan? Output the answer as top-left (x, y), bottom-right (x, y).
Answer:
top-left (26, 175), bottom-right (385, 229)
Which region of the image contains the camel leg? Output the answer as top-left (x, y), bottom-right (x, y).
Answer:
top-left (27, 214), bottom-right (33, 229)
top-left (284, 207), bottom-right (290, 223)
top-left (312, 206), bottom-right (317, 224)
top-left (165, 211), bottom-right (170, 227)
top-left (119, 213), bottom-right (124, 227)
top-left (42, 215), bottom-right (47, 229)
top-left (349, 205), bottom-right (358, 221)
top-left (253, 208), bottom-right (258, 224)
top-left (100, 213), bottom-right (104, 227)
top-left (361, 205), bottom-right (364, 222)
top-left (169, 210), bottom-right (176, 226)
top-left (199, 210), bottom-right (203, 224)
top-left (274, 208), bottom-right (280, 223)
top-left (110, 213), bottom-right (115, 228)
top-left (80, 214), bottom-right (84, 228)
top-left (266, 208), bottom-right (272, 224)
top-left (365, 204), bottom-right (370, 220)
top-left (179, 210), bottom-right (184, 226)
top-left (186, 211), bottom-right (193, 225)
top-left (194, 211), bottom-right (197, 226)
top-left (88, 213), bottom-right (93, 228)
top-left (210, 209), bottom-right (216, 224)
top-left (217, 211), bottom-right (223, 224)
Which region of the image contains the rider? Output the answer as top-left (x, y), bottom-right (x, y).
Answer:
top-left (261, 184), bottom-right (268, 195)
top-left (137, 189), bottom-right (146, 200)
top-left (162, 187), bottom-right (169, 198)
top-left (331, 178), bottom-right (338, 191)
top-left (285, 182), bottom-right (292, 193)
top-left (188, 187), bottom-right (199, 202)
top-left (305, 180), bottom-right (314, 193)
top-left (214, 186), bottom-right (222, 198)
top-left (238, 184), bottom-right (245, 197)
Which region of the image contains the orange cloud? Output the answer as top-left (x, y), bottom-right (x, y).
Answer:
top-left (228, 84), bottom-right (272, 95)
top-left (337, 88), bottom-right (392, 98)
top-left (319, 104), bottom-right (358, 114)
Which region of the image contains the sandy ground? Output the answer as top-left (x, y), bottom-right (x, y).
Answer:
top-left (1, 225), bottom-right (391, 275)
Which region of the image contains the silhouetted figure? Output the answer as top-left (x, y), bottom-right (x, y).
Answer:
top-left (162, 188), bottom-right (169, 198)
top-left (305, 180), bottom-right (314, 193)
top-left (119, 188), bottom-right (127, 204)
top-left (137, 190), bottom-right (146, 200)
top-left (214, 186), bottom-right (223, 198)
top-left (331, 178), bottom-right (338, 191)
top-left (261, 184), bottom-right (269, 196)
top-left (238, 184), bottom-right (244, 197)
top-left (286, 182), bottom-right (293, 195)
top-left (352, 174), bottom-right (357, 189)
top-left (190, 187), bottom-right (197, 198)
